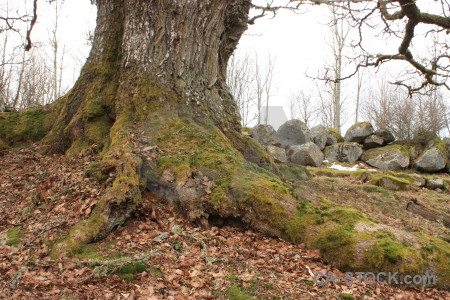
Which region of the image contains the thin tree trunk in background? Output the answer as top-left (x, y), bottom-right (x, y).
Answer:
top-left (12, 52), bottom-right (26, 109)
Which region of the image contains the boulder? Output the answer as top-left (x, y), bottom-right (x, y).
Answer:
top-left (323, 142), bottom-right (363, 164)
top-left (413, 139), bottom-right (448, 172)
top-left (363, 134), bottom-right (384, 149)
top-left (286, 142), bottom-right (323, 167)
top-left (362, 145), bottom-right (410, 171)
top-left (266, 145), bottom-right (287, 163)
top-left (425, 178), bottom-right (444, 190)
top-left (328, 128), bottom-right (344, 144)
top-left (344, 122), bottom-right (374, 143)
top-left (379, 175), bottom-right (409, 191)
top-left (251, 124), bottom-right (280, 146)
top-left (310, 125), bottom-right (331, 150)
top-left (277, 120), bottom-right (310, 148)
top-left (374, 128), bottom-right (395, 144)
top-left (411, 174), bottom-right (426, 187)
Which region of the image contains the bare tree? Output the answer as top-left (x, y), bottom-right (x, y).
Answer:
top-left (254, 53), bottom-right (276, 125)
top-left (354, 69), bottom-right (364, 124)
top-left (311, 5), bottom-right (351, 133)
top-left (288, 89), bottom-right (317, 127)
top-left (227, 53), bottom-right (256, 127)
top-left (364, 77), bottom-right (448, 141)
top-left (18, 49), bottom-right (53, 108)
top-left (48, 0), bottom-right (67, 102)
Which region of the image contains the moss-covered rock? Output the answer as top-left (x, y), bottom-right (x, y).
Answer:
top-left (0, 110), bottom-right (49, 153)
top-left (344, 122), bottom-right (373, 143)
top-left (362, 144), bottom-right (410, 171)
top-left (377, 175), bottom-right (410, 191)
top-left (414, 138), bottom-right (448, 173)
top-left (328, 127), bottom-right (344, 143)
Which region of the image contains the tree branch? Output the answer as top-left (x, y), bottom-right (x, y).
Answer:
top-left (24, 0), bottom-right (38, 51)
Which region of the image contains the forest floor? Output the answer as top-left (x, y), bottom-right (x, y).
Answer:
top-left (0, 146), bottom-right (449, 299)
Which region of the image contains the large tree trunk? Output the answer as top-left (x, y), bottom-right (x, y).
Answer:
top-left (48, 0), bottom-right (280, 257)
top-left (42, 0), bottom-right (450, 289)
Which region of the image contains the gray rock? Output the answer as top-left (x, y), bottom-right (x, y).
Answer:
top-left (277, 120), bottom-right (310, 148)
top-left (344, 122), bottom-right (374, 143)
top-left (411, 174), bottom-right (426, 187)
top-left (363, 134), bottom-right (384, 149)
top-left (326, 134), bottom-right (338, 146)
top-left (286, 142), bottom-right (323, 167)
top-left (328, 128), bottom-right (344, 144)
top-left (374, 128), bottom-right (395, 144)
top-left (252, 124), bottom-right (280, 146)
top-left (425, 178), bottom-right (444, 190)
top-left (379, 176), bottom-right (409, 191)
top-left (323, 142), bottom-right (363, 164)
top-left (266, 145), bottom-right (287, 163)
top-left (310, 125), bottom-right (329, 150)
top-left (414, 146), bottom-right (448, 173)
top-left (362, 145), bottom-right (410, 171)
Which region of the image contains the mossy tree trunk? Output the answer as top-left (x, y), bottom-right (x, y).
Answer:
top-left (43, 0), bottom-right (450, 288)
top-left (48, 0), bottom-right (268, 256)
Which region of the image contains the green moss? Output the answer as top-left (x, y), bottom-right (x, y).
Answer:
top-left (312, 226), bottom-right (357, 269)
top-left (378, 175), bottom-right (410, 191)
top-left (328, 127), bottom-right (344, 142)
top-left (416, 233), bottom-right (450, 288)
top-left (310, 168), bottom-right (373, 181)
top-left (227, 285), bottom-right (255, 300)
top-left (432, 137), bottom-right (448, 153)
top-left (0, 110), bottom-right (49, 151)
top-left (303, 280), bottom-right (314, 286)
top-left (51, 212), bottom-right (107, 258)
top-left (241, 127), bottom-right (252, 135)
top-left (338, 293), bottom-right (355, 300)
top-left (363, 144), bottom-right (411, 161)
top-left (275, 164), bottom-right (310, 181)
top-left (331, 208), bottom-right (365, 227)
top-left (76, 245), bottom-right (102, 260)
top-left (85, 116), bottom-right (111, 145)
top-left (114, 262), bottom-right (149, 282)
top-left (361, 185), bottom-right (393, 198)
top-left (66, 139), bottom-right (90, 158)
top-left (85, 100), bottom-right (105, 119)
top-left (365, 236), bottom-right (424, 274)
top-left (85, 163), bottom-right (108, 183)
top-left (6, 227), bottom-right (24, 247)
top-left (240, 135), bottom-right (273, 165)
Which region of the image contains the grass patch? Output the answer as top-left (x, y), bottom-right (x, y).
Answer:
top-left (227, 284), bottom-right (256, 300)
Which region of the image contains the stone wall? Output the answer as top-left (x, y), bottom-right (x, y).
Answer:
top-left (250, 121), bottom-right (449, 174)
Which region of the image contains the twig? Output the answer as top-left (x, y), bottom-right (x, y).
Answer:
top-left (171, 225), bottom-right (214, 264)
top-left (22, 220), bottom-right (67, 248)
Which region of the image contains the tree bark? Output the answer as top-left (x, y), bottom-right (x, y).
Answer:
top-left (48, 0), bottom-right (276, 257)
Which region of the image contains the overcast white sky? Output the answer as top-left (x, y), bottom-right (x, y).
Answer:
top-left (2, 0), bottom-right (448, 133)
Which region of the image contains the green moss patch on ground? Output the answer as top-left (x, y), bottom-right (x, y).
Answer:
top-left (6, 226), bottom-right (24, 247)
top-left (113, 262), bottom-right (150, 283)
top-left (227, 284), bottom-right (256, 300)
